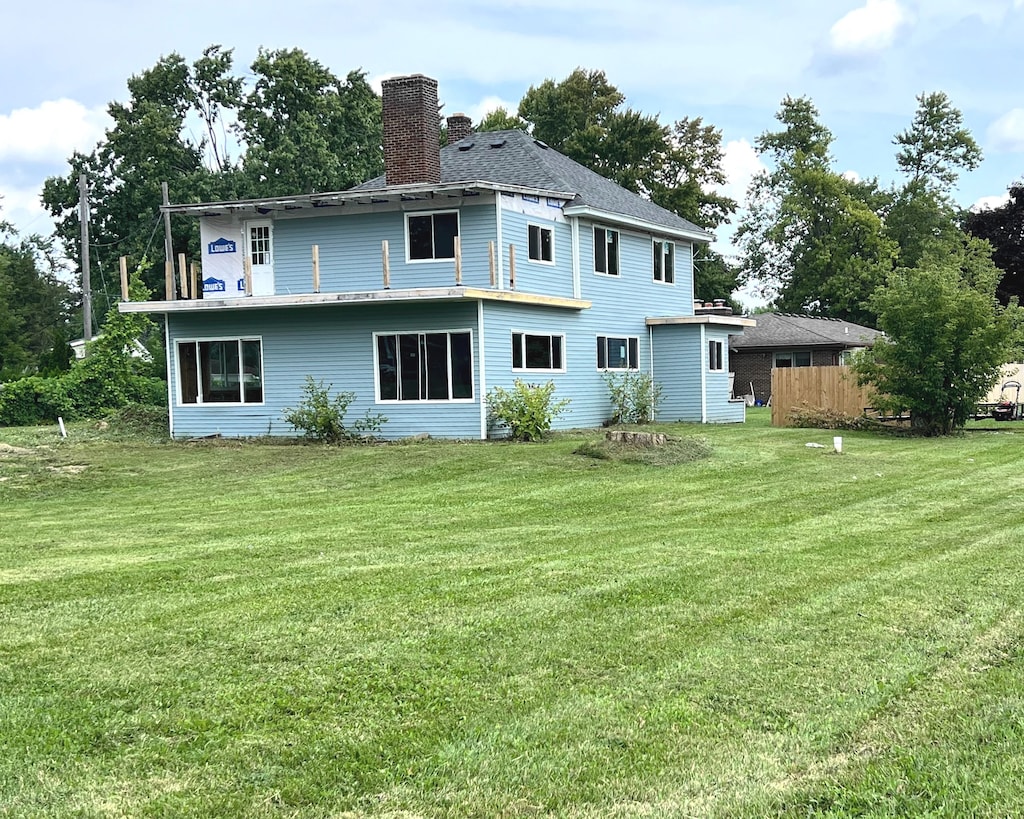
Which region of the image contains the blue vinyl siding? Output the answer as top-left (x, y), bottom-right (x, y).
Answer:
top-left (652, 325), bottom-right (703, 422)
top-left (271, 200), bottom-right (498, 295)
top-left (705, 328), bottom-right (746, 422)
top-left (167, 302), bottom-right (481, 440)
top-left (498, 210), bottom-right (574, 298)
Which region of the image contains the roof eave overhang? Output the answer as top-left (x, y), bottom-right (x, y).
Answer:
top-left (163, 181), bottom-right (578, 217)
top-left (118, 286), bottom-right (591, 314)
top-left (646, 315), bottom-right (756, 328)
top-left (562, 205), bottom-right (714, 243)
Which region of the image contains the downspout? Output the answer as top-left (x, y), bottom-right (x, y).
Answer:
top-left (571, 215), bottom-right (581, 299)
top-left (495, 194), bottom-right (505, 290)
top-left (700, 324), bottom-right (708, 423)
top-left (478, 300), bottom-right (488, 440)
top-left (164, 315), bottom-right (174, 437)
top-left (648, 324), bottom-right (656, 422)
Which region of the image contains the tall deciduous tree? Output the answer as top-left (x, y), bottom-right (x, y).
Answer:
top-left (853, 235), bottom-right (1016, 435)
top-left (964, 181), bottom-right (1024, 306)
top-left (238, 50), bottom-right (382, 196)
top-left (886, 91), bottom-right (982, 268)
top-left (737, 96), bottom-right (894, 324)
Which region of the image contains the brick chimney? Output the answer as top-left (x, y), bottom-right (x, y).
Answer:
top-left (382, 74), bottom-right (441, 186)
top-left (447, 113), bottom-right (473, 145)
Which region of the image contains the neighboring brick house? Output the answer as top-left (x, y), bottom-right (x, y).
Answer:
top-left (729, 313), bottom-right (882, 404)
top-left (121, 74), bottom-right (754, 439)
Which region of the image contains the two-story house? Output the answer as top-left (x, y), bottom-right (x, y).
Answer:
top-left (121, 74), bottom-right (753, 440)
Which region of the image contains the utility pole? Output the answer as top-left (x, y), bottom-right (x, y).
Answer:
top-left (79, 173), bottom-right (92, 342)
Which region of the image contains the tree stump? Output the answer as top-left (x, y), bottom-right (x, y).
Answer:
top-left (605, 430), bottom-right (667, 446)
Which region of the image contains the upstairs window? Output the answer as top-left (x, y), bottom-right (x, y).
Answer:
top-left (528, 224), bottom-right (554, 263)
top-left (653, 240), bottom-right (675, 283)
top-left (407, 211), bottom-right (459, 260)
top-left (594, 227), bottom-right (619, 276)
top-left (708, 340), bottom-right (724, 372)
top-left (597, 335), bottom-right (639, 370)
top-left (512, 332), bottom-right (564, 371)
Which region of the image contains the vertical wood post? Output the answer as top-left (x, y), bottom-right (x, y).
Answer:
top-left (165, 260), bottom-right (175, 301)
top-left (454, 236), bottom-right (462, 285)
top-left (508, 244), bottom-right (516, 290)
top-left (119, 256), bottom-right (129, 302)
top-left (382, 240), bottom-right (391, 289)
top-left (178, 252), bottom-right (188, 300)
top-left (244, 256), bottom-right (253, 296)
top-left (190, 262), bottom-right (198, 300)
top-left (312, 245), bottom-right (320, 293)
top-left (488, 241), bottom-right (496, 287)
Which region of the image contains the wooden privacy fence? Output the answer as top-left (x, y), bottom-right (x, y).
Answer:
top-left (771, 366), bottom-right (875, 427)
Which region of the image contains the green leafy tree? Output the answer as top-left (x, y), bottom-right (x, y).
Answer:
top-left (737, 96), bottom-right (894, 324)
top-left (853, 236), bottom-right (1016, 435)
top-left (886, 91), bottom-right (982, 269)
top-left (476, 107), bottom-right (528, 132)
top-left (964, 181), bottom-right (1024, 306)
top-left (238, 51), bottom-right (382, 196)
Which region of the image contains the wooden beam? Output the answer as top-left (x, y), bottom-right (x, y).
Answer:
top-left (165, 260), bottom-right (174, 301)
top-left (190, 262), bottom-right (198, 300)
top-left (178, 252), bottom-right (188, 300)
top-left (508, 244), bottom-right (516, 290)
top-left (244, 256), bottom-right (253, 296)
top-left (454, 236), bottom-right (462, 285)
top-left (119, 256), bottom-right (129, 302)
top-left (382, 239), bottom-right (391, 289)
top-left (488, 241), bottom-right (496, 287)
top-left (312, 244), bottom-right (320, 293)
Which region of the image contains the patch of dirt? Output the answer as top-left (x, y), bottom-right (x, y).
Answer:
top-left (48, 465), bottom-right (88, 475)
top-left (0, 443), bottom-right (34, 457)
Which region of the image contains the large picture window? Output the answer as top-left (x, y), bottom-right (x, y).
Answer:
top-left (177, 338), bottom-right (263, 404)
top-left (512, 332), bottom-right (564, 371)
top-left (407, 211), bottom-right (459, 260)
top-left (376, 331), bottom-right (473, 401)
top-left (594, 227), bottom-right (619, 276)
top-left (596, 335), bottom-right (639, 370)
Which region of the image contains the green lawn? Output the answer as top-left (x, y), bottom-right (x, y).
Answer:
top-left (2, 409), bottom-right (1023, 817)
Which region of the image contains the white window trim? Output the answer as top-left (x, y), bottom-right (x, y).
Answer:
top-left (526, 222), bottom-right (556, 265)
top-left (708, 339), bottom-right (725, 372)
top-left (175, 336), bottom-right (265, 407)
top-left (404, 210), bottom-right (461, 264)
top-left (596, 334), bottom-right (640, 371)
top-left (510, 330), bottom-right (566, 373)
top-left (653, 238), bottom-right (675, 285)
top-left (372, 328), bottom-right (476, 404)
top-left (593, 226), bottom-right (620, 277)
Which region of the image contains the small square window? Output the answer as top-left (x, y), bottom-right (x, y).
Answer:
top-left (597, 335), bottom-right (638, 370)
top-left (512, 332), bottom-right (564, 371)
top-left (407, 211), bottom-right (459, 260)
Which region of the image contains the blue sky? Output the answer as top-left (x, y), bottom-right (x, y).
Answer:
top-left (2, 0), bottom-right (1022, 273)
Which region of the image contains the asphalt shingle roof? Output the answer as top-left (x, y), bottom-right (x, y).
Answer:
top-left (730, 313), bottom-right (883, 350)
top-left (353, 130), bottom-right (710, 237)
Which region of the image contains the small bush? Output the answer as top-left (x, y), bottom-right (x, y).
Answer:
top-left (0, 376), bottom-right (73, 426)
top-left (283, 377), bottom-right (386, 443)
top-left (604, 371), bottom-right (662, 424)
top-left (787, 405), bottom-right (879, 430)
top-left (487, 379), bottom-right (570, 441)
top-left (103, 403), bottom-right (170, 440)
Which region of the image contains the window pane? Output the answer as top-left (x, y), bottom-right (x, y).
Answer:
top-left (178, 342), bottom-right (198, 404)
top-left (596, 336), bottom-right (607, 369)
top-left (653, 242), bottom-right (662, 280)
top-left (594, 227), bottom-right (606, 273)
top-left (795, 351), bottom-right (812, 367)
top-left (399, 334), bottom-right (421, 399)
top-left (424, 333), bottom-right (450, 399)
top-left (628, 337), bottom-right (639, 369)
top-left (378, 335), bottom-right (398, 400)
top-left (552, 336), bottom-right (562, 370)
top-left (450, 332), bottom-right (473, 399)
top-left (525, 334), bottom-right (552, 369)
top-left (528, 226), bottom-right (540, 260)
top-left (242, 340), bottom-right (263, 403)
top-left (250, 225), bottom-right (271, 265)
top-left (200, 340), bottom-right (241, 402)
top-left (607, 337), bottom-right (628, 369)
top-left (433, 213), bottom-right (459, 259)
top-left (664, 242), bottom-right (674, 283)
top-left (607, 231), bottom-right (619, 276)
top-left (512, 333), bottom-right (523, 369)
top-left (408, 215), bottom-right (433, 260)
top-left (541, 228), bottom-right (552, 261)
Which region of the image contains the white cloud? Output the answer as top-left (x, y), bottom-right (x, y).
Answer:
top-left (466, 95), bottom-right (519, 125)
top-left (0, 179), bottom-right (54, 237)
top-left (971, 193), bottom-right (1011, 211)
top-left (0, 99), bottom-right (108, 163)
top-left (987, 108), bottom-right (1024, 152)
top-left (716, 139), bottom-right (767, 204)
top-left (828, 0), bottom-right (912, 56)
